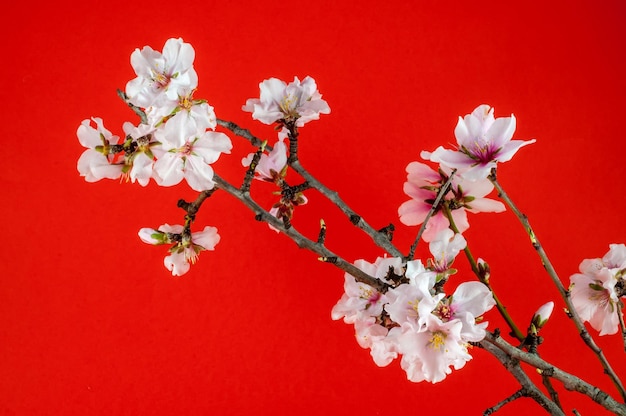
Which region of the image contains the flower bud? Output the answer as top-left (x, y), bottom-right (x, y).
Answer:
top-left (531, 301), bottom-right (554, 332)
top-left (138, 228), bottom-right (168, 245)
top-left (477, 258), bottom-right (490, 282)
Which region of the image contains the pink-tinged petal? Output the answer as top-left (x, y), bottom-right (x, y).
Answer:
top-left (461, 113), bottom-right (485, 144)
top-left (130, 46), bottom-right (160, 78)
top-left (192, 226), bottom-right (220, 251)
top-left (138, 228), bottom-right (163, 245)
top-left (77, 120), bottom-right (101, 148)
top-left (130, 152), bottom-right (154, 186)
top-left (184, 156), bottom-right (215, 192)
top-left (604, 244), bottom-right (626, 269)
top-left (406, 161), bottom-right (441, 183)
top-left (77, 150), bottom-right (122, 182)
top-left (495, 139), bottom-right (536, 163)
top-left (579, 258), bottom-right (604, 276)
top-left (153, 153), bottom-right (184, 187)
top-left (162, 38), bottom-right (195, 75)
top-left (242, 98), bottom-right (259, 113)
top-left (433, 148), bottom-right (475, 170)
top-left (471, 105), bottom-right (495, 130)
top-left (453, 115), bottom-right (471, 147)
top-left (452, 281), bottom-right (496, 317)
top-left (158, 224), bottom-right (184, 234)
top-left (465, 198), bottom-right (505, 213)
top-left (164, 251), bottom-right (190, 276)
top-left (421, 213), bottom-right (451, 242)
top-left (457, 177), bottom-right (494, 198)
top-left (259, 78), bottom-right (287, 104)
top-left (193, 132), bottom-right (233, 164)
top-left (590, 307), bottom-right (620, 336)
top-left (398, 200), bottom-right (430, 226)
top-left (486, 115), bottom-right (516, 148)
top-left (402, 181), bottom-right (434, 201)
top-left (456, 163), bottom-right (494, 181)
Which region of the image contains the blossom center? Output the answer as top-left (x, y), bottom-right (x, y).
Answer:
top-left (180, 142), bottom-right (193, 156)
top-left (279, 95), bottom-right (300, 120)
top-left (360, 287), bottom-right (381, 309)
top-left (435, 303), bottom-right (454, 322)
top-left (151, 70), bottom-right (170, 89)
top-left (466, 139), bottom-right (497, 164)
top-left (429, 331), bottom-right (447, 351)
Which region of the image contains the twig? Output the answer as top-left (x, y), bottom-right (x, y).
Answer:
top-left (489, 169), bottom-right (626, 401)
top-left (217, 118), bottom-right (403, 258)
top-left (116, 89), bottom-right (148, 124)
top-left (481, 340), bottom-right (565, 415)
top-left (290, 159), bottom-right (403, 257)
top-left (483, 332), bottom-right (626, 415)
top-left (241, 141), bottom-right (267, 193)
top-left (216, 119), bottom-right (266, 148)
top-left (483, 389), bottom-right (526, 415)
top-left (442, 204), bottom-right (525, 341)
top-left (212, 173), bottom-right (388, 292)
top-left (540, 367), bottom-right (564, 411)
top-left (178, 189), bottom-right (218, 222)
top-left (405, 169), bottom-right (456, 261)
top-left (617, 301), bottom-right (626, 353)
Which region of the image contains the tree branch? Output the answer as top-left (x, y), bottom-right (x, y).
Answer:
top-left (481, 340), bottom-right (565, 415)
top-left (217, 118), bottom-right (403, 258)
top-left (212, 173), bottom-right (388, 292)
top-left (489, 169), bottom-right (626, 401)
top-left (483, 332), bottom-right (626, 415)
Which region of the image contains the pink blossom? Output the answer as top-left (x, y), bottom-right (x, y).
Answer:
top-left (428, 229), bottom-right (466, 277)
top-left (242, 76), bottom-right (330, 127)
top-left (139, 224), bottom-right (220, 276)
top-left (152, 115), bottom-right (232, 191)
top-left (77, 117), bottom-right (123, 182)
top-left (354, 318), bottom-right (399, 367)
top-left (434, 281), bottom-right (496, 342)
top-left (385, 276), bottom-right (442, 331)
top-left (570, 244), bottom-right (626, 335)
top-left (331, 274), bottom-right (389, 324)
top-left (398, 162), bottom-right (504, 241)
top-left (126, 38), bottom-right (198, 109)
top-left (397, 316), bottom-right (472, 383)
top-left (147, 88), bottom-right (217, 134)
top-left (241, 129), bottom-right (288, 182)
top-left (423, 105), bottom-right (535, 180)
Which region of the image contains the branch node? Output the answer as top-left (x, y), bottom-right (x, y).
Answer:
top-left (317, 219), bottom-right (327, 245)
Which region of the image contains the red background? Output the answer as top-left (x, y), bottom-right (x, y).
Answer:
top-left (2, 1), bottom-right (626, 414)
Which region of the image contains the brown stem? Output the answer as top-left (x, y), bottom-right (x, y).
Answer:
top-left (212, 173), bottom-right (388, 292)
top-left (481, 340), bottom-right (565, 415)
top-left (217, 118), bottom-right (403, 258)
top-left (405, 169), bottom-right (456, 261)
top-left (442, 204), bottom-right (525, 341)
top-left (483, 332), bottom-right (626, 415)
top-left (489, 169), bottom-right (626, 401)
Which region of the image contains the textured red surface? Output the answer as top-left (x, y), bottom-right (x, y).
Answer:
top-left (2, 1), bottom-right (626, 414)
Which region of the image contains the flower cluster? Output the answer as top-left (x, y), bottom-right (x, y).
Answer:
top-left (242, 76), bottom-right (330, 127)
top-left (570, 244), bottom-right (626, 335)
top-left (422, 104), bottom-right (535, 181)
top-left (77, 38), bottom-right (232, 191)
top-left (398, 161), bottom-right (505, 241)
top-left (78, 38), bottom-right (626, 413)
top-left (138, 224), bottom-right (220, 276)
top-left (398, 105), bottom-right (534, 242)
top-left (332, 230), bottom-right (496, 383)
